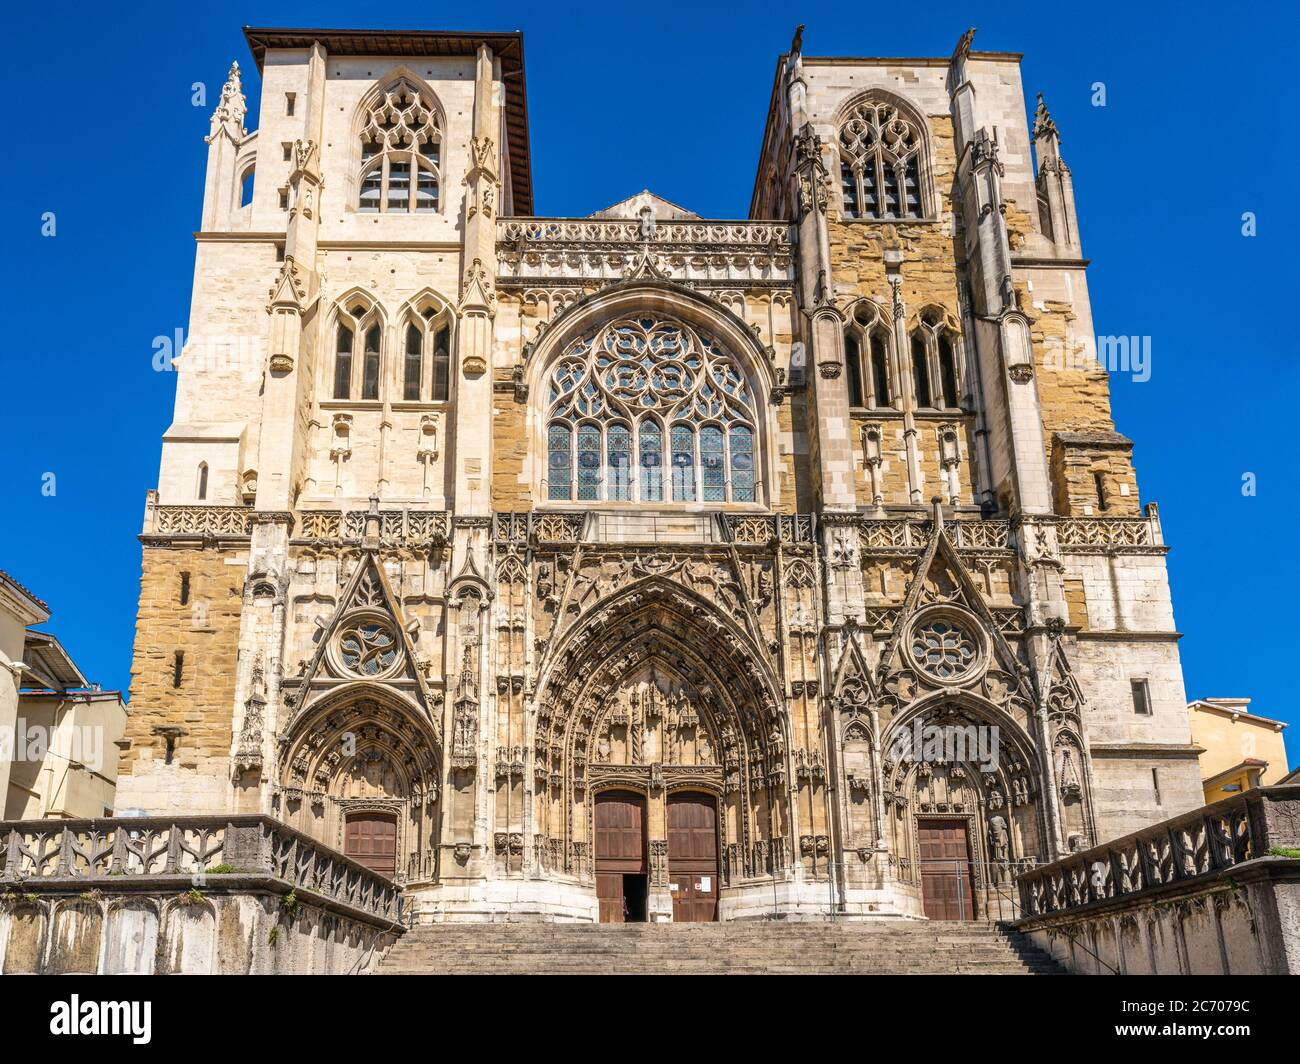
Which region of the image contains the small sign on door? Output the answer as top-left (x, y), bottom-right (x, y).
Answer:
top-left (696, 877), bottom-right (711, 892)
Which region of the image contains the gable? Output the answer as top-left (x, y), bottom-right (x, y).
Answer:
top-left (588, 189), bottom-right (700, 220)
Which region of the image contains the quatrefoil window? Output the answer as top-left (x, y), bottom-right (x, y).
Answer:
top-left (338, 619), bottom-right (400, 677)
top-left (909, 617), bottom-right (979, 681)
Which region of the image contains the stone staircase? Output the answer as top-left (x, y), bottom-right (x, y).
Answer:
top-left (376, 920), bottom-right (1064, 975)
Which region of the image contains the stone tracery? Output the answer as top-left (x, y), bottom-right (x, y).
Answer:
top-left (545, 315), bottom-right (758, 504)
top-left (532, 575), bottom-right (792, 885)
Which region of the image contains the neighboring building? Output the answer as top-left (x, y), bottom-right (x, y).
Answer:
top-left (0, 571), bottom-right (127, 820)
top-left (1188, 697), bottom-right (1290, 804)
top-left (115, 25), bottom-right (1206, 923)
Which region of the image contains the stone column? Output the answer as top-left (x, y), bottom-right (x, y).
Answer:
top-left (452, 44), bottom-right (502, 522)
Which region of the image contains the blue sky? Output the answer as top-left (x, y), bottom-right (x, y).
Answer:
top-left (1, 1), bottom-right (1296, 765)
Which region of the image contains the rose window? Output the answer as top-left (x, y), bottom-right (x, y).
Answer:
top-left (910, 619), bottom-right (978, 680)
top-left (338, 620), bottom-right (400, 677)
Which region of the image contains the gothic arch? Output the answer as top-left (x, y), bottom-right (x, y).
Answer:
top-left (277, 681), bottom-right (442, 883)
top-left (879, 690), bottom-right (1050, 902)
top-left (832, 87), bottom-right (936, 220)
top-left (329, 287), bottom-right (386, 325)
top-left (323, 289), bottom-right (388, 401)
top-left (351, 67), bottom-right (446, 142)
top-left (883, 688), bottom-right (1039, 768)
top-left (522, 281), bottom-right (781, 510)
top-left (532, 575), bottom-right (792, 886)
top-left (393, 287), bottom-right (458, 402)
top-left (346, 67), bottom-right (446, 211)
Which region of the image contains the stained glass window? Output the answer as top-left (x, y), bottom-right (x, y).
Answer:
top-left (544, 316), bottom-right (759, 504)
top-left (548, 424), bottom-right (571, 501)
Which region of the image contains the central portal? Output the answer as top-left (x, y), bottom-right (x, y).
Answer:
top-left (667, 792), bottom-right (719, 922)
top-left (594, 790), bottom-right (647, 922)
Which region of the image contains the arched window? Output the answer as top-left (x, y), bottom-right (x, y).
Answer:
top-left (844, 303), bottom-right (894, 409)
top-left (640, 418), bottom-right (663, 501)
top-left (548, 424), bottom-right (572, 499)
top-left (871, 335), bottom-right (891, 406)
top-left (334, 324), bottom-right (354, 399)
top-left (332, 300), bottom-right (382, 401)
top-left (838, 96), bottom-right (926, 220)
top-left (938, 334), bottom-right (959, 409)
top-left (362, 325), bottom-right (381, 400)
top-left (196, 462), bottom-right (209, 501)
top-left (239, 165), bottom-right (255, 208)
top-left (911, 309), bottom-right (963, 411)
top-left (400, 302), bottom-right (453, 402)
top-left (911, 335), bottom-right (932, 407)
top-left (545, 316), bottom-right (759, 504)
top-left (846, 332), bottom-right (865, 407)
top-left (357, 77), bottom-right (442, 214)
top-left (404, 325), bottom-right (422, 400)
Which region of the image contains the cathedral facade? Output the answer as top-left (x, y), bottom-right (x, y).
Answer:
top-left (117, 26), bottom-right (1205, 922)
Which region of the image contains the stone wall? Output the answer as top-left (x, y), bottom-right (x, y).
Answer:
top-left (118, 543), bottom-right (246, 813)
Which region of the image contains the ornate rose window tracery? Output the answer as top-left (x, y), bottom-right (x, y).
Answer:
top-left (904, 607), bottom-right (987, 685)
top-left (330, 613), bottom-right (404, 680)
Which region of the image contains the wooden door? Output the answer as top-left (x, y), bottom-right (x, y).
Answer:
top-left (344, 812), bottom-right (398, 878)
top-left (918, 819), bottom-right (975, 921)
top-left (667, 792), bottom-right (719, 922)
top-left (595, 791), bottom-right (645, 923)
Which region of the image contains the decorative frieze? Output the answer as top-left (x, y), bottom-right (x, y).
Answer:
top-left (497, 217), bottom-right (795, 288)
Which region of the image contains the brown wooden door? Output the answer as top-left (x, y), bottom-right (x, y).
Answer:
top-left (667, 792), bottom-right (719, 922)
top-left (918, 819), bottom-right (975, 920)
top-left (595, 791), bottom-right (646, 923)
top-left (596, 873), bottom-right (626, 924)
top-left (344, 812), bottom-right (398, 878)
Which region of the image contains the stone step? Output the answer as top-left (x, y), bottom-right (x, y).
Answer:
top-left (375, 921), bottom-right (1063, 975)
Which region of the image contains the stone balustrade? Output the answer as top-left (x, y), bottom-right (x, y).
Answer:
top-left (499, 217), bottom-right (794, 250)
top-left (0, 815), bottom-right (403, 974)
top-left (147, 504), bottom-right (254, 537)
top-left (295, 508), bottom-right (449, 546)
top-left (1014, 787), bottom-right (1300, 974)
top-left (497, 217), bottom-right (796, 287)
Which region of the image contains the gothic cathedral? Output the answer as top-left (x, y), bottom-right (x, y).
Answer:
top-left (117, 26), bottom-right (1205, 922)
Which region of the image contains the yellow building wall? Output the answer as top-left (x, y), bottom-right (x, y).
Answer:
top-left (1190, 706), bottom-right (1289, 802)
